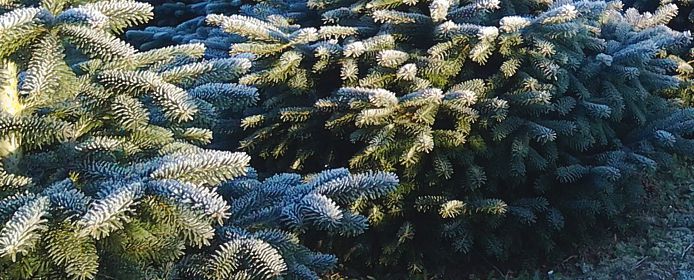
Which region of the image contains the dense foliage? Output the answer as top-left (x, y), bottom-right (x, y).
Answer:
top-left (624, 0), bottom-right (693, 31)
top-left (3, 0), bottom-right (694, 278)
top-left (0, 0), bottom-right (397, 279)
top-left (127, 0), bottom-right (694, 277)
top-left (630, 1), bottom-right (694, 107)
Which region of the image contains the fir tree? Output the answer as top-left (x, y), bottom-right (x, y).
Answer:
top-left (158, 0), bottom-right (694, 277)
top-left (0, 0), bottom-right (398, 278)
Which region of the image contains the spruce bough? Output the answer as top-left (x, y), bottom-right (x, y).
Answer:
top-left (0, 0), bottom-right (398, 279)
top-left (194, 0), bottom-right (694, 276)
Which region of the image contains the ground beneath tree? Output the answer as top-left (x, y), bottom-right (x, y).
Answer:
top-left (480, 162), bottom-right (694, 280)
top-left (551, 163), bottom-right (694, 280)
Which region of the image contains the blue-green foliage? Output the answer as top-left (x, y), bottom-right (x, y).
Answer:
top-left (625, 1), bottom-right (694, 107)
top-left (128, 0), bottom-right (694, 277)
top-left (179, 167), bottom-right (398, 279)
top-left (0, 0), bottom-right (399, 278)
top-left (126, 0), bottom-right (241, 56)
top-left (623, 0), bottom-right (692, 31)
top-left (126, 0), bottom-right (309, 57)
top-left (67, 150), bottom-right (397, 279)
